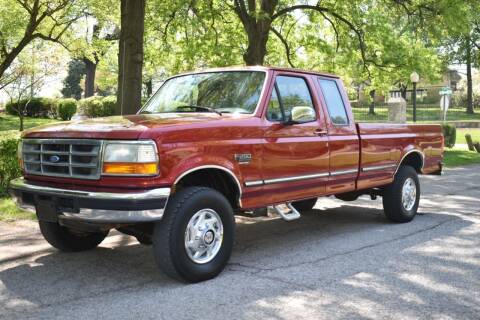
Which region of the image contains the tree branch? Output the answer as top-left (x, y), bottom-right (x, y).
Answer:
top-left (270, 27), bottom-right (295, 68)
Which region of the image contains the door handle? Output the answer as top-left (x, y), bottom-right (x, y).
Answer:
top-left (315, 129), bottom-right (328, 136)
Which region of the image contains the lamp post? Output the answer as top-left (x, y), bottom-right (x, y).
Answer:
top-left (410, 71), bottom-right (419, 123)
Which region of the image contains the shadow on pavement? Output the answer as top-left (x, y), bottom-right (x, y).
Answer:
top-left (0, 203), bottom-right (477, 319)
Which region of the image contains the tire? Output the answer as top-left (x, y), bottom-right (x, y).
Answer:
top-left (39, 221), bottom-right (108, 252)
top-left (292, 198), bottom-right (317, 212)
top-left (152, 187), bottom-right (235, 283)
top-left (382, 165), bottom-right (420, 223)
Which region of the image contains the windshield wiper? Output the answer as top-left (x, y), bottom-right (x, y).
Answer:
top-left (176, 105), bottom-right (222, 116)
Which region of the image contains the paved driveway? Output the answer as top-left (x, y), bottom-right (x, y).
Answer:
top-left (1, 165), bottom-right (480, 320)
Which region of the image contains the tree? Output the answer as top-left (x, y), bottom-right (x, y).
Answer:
top-left (61, 58), bottom-right (86, 99)
top-left (116, 0), bottom-right (145, 115)
top-left (0, 0), bottom-right (82, 85)
top-left (3, 42), bottom-right (61, 130)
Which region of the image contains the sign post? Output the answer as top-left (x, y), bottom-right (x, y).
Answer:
top-left (439, 87), bottom-right (452, 123)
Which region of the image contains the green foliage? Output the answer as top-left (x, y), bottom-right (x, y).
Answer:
top-left (5, 97), bottom-right (56, 117)
top-left (57, 98), bottom-right (77, 120)
top-left (444, 148), bottom-right (480, 167)
top-left (0, 139), bottom-right (20, 195)
top-left (61, 59), bottom-right (86, 99)
top-left (442, 124), bottom-right (457, 148)
top-left (78, 96), bottom-right (116, 118)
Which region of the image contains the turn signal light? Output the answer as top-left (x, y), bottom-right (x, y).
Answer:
top-left (103, 162), bottom-right (158, 175)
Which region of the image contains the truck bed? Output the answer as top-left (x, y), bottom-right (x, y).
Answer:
top-left (355, 122), bottom-right (443, 190)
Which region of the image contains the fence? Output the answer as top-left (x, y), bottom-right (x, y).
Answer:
top-left (351, 104), bottom-right (477, 123)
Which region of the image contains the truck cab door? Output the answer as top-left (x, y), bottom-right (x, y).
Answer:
top-left (259, 72), bottom-right (329, 205)
top-left (315, 77), bottom-right (360, 194)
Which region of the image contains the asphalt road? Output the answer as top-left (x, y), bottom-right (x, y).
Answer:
top-left (1, 165), bottom-right (480, 320)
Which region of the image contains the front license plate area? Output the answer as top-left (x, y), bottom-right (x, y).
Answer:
top-left (36, 199), bottom-right (59, 222)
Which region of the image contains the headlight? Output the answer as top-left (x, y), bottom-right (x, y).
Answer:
top-left (102, 141), bottom-right (159, 176)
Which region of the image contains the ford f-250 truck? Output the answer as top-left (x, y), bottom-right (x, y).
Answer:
top-left (10, 67), bottom-right (443, 282)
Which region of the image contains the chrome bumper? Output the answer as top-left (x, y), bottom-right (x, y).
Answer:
top-left (9, 177), bottom-right (170, 224)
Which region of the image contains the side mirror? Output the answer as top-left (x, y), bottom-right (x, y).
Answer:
top-left (286, 106), bottom-right (316, 124)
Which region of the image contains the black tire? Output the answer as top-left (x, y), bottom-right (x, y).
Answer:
top-left (39, 221), bottom-right (108, 252)
top-left (152, 187), bottom-right (235, 283)
top-left (292, 198), bottom-right (317, 212)
top-left (382, 165), bottom-right (420, 223)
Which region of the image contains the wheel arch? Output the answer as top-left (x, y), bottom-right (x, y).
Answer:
top-left (396, 150), bottom-right (425, 175)
top-left (173, 165), bottom-right (242, 208)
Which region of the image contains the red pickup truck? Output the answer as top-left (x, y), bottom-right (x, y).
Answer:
top-left (10, 67), bottom-right (443, 282)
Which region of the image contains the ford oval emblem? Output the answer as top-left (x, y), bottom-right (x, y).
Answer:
top-left (49, 155), bottom-right (60, 163)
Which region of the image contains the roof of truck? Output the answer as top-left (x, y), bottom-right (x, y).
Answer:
top-left (173, 66), bottom-right (340, 79)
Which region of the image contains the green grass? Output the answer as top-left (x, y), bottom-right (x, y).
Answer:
top-left (0, 197), bottom-right (36, 222)
top-left (456, 128), bottom-right (480, 145)
top-left (443, 147), bottom-right (480, 167)
top-left (0, 115), bottom-right (58, 141)
top-left (352, 106), bottom-right (480, 123)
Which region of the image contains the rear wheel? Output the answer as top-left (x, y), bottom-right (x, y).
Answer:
top-left (152, 187), bottom-right (235, 282)
top-left (39, 221), bottom-right (108, 252)
top-left (382, 165), bottom-right (420, 223)
top-left (292, 198), bottom-right (317, 212)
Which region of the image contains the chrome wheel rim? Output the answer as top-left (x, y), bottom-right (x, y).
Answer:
top-left (401, 178), bottom-right (417, 211)
top-left (184, 208), bottom-right (223, 264)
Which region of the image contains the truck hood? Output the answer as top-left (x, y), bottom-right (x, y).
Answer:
top-left (23, 113), bottom-right (227, 140)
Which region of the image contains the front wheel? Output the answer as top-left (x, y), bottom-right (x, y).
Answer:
top-left (152, 187), bottom-right (235, 283)
top-left (382, 165), bottom-right (420, 223)
top-left (39, 221), bottom-right (108, 252)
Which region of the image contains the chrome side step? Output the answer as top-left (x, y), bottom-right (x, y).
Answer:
top-left (273, 203), bottom-right (301, 221)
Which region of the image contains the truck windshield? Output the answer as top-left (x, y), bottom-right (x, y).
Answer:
top-left (140, 71), bottom-right (266, 115)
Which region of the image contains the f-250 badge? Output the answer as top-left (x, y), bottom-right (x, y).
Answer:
top-left (234, 153), bottom-right (252, 164)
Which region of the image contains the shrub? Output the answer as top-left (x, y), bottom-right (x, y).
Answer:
top-left (0, 139), bottom-right (21, 196)
top-left (57, 98), bottom-right (77, 120)
top-left (441, 124), bottom-right (456, 148)
top-left (78, 96), bottom-right (116, 118)
top-left (101, 96), bottom-right (116, 116)
top-left (5, 97), bottom-right (56, 117)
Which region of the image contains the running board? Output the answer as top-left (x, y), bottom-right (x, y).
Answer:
top-left (273, 203), bottom-right (301, 221)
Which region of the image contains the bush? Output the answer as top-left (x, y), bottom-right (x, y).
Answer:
top-left (57, 98), bottom-right (77, 120)
top-left (101, 96), bottom-right (116, 116)
top-left (442, 124), bottom-right (456, 148)
top-left (5, 97), bottom-right (56, 118)
top-left (78, 96), bottom-right (116, 118)
top-left (0, 139), bottom-right (21, 196)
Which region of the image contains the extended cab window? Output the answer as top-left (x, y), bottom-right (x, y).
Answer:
top-left (318, 79), bottom-right (349, 125)
top-left (267, 76), bottom-right (316, 123)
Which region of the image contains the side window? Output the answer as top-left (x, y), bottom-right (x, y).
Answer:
top-left (266, 76), bottom-right (316, 123)
top-left (318, 79), bottom-right (349, 125)
top-left (266, 88), bottom-right (283, 121)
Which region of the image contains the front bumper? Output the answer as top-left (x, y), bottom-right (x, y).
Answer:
top-left (9, 177), bottom-right (170, 224)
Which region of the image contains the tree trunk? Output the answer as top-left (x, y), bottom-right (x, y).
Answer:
top-left (369, 89), bottom-right (376, 115)
top-left (466, 36), bottom-right (474, 114)
top-left (19, 114), bottom-right (24, 132)
top-left (116, 0), bottom-right (146, 115)
top-left (83, 58), bottom-right (97, 98)
top-left (243, 27), bottom-right (270, 65)
top-left (400, 84), bottom-right (407, 100)
top-left (145, 79), bottom-right (153, 97)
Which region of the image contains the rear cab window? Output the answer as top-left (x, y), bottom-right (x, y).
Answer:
top-left (318, 79), bottom-right (349, 125)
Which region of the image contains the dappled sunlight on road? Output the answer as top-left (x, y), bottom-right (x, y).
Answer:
top-left (0, 165), bottom-right (479, 319)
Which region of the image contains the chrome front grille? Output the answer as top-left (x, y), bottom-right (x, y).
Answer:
top-left (22, 139), bottom-right (102, 180)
